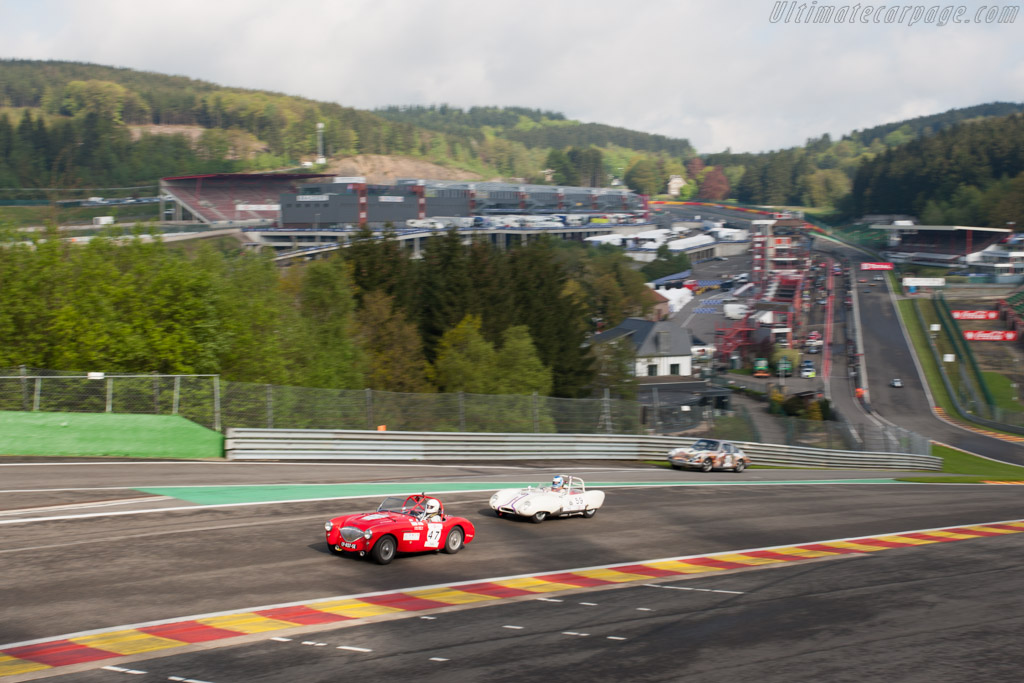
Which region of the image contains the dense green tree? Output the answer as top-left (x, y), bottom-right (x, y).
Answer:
top-left (293, 256), bottom-right (365, 388)
top-left (432, 315), bottom-right (498, 393)
top-left (493, 325), bottom-right (552, 396)
top-left (545, 148), bottom-right (579, 185)
top-left (416, 228), bottom-right (473, 359)
top-left (508, 240), bottom-right (594, 397)
top-left (355, 290), bottom-right (433, 392)
top-left (624, 159), bottom-right (660, 196)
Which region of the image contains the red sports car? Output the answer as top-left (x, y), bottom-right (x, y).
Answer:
top-left (324, 494), bottom-right (475, 565)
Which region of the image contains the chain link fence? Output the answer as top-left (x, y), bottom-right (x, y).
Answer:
top-left (0, 368), bottom-right (643, 435)
top-left (0, 367), bottom-right (928, 451)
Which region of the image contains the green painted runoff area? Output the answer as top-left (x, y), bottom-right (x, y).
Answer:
top-left (0, 411), bottom-right (223, 459)
top-left (137, 479), bottom-right (903, 506)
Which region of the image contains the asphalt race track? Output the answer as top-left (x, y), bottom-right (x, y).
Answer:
top-left (2, 461), bottom-right (1024, 682)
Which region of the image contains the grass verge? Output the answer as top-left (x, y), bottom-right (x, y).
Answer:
top-left (894, 444), bottom-right (1024, 483)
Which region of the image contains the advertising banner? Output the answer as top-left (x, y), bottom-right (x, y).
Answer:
top-left (903, 278), bottom-right (945, 287)
top-left (951, 311), bottom-right (999, 321)
top-left (962, 330), bottom-right (1017, 341)
top-left (860, 262), bottom-right (894, 270)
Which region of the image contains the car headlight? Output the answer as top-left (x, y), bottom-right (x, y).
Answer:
top-left (520, 500), bottom-right (531, 511)
top-left (324, 521), bottom-right (333, 531)
top-left (490, 494), bottom-right (499, 505)
top-left (363, 529), bottom-right (373, 540)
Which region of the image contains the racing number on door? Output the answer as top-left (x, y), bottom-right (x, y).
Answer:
top-left (425, 523), bottom-right (443, 548)
top-left (566, 495), bottom-right (586, 512)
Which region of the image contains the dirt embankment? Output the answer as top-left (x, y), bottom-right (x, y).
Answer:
top-left (324, 154), bottom-right (486, 185)
top-left (127, 126), bottom-right (489, 184)
top-left (128, 124), bottom-right (206, 142)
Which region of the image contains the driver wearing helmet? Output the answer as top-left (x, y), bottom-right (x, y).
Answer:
top-left (550, 475), bottom-right (566, 493)
top-left (420, 498), bottom-right (442, 522)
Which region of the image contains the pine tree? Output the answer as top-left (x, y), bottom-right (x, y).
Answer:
top-left (416, 228), bottom-right (473, 360)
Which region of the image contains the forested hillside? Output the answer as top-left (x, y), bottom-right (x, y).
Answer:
top-left (850, 113), bottom-right (1024, 227)
top-left (702, 102), bottom-right (1024, 219)
top-left (375, 105), bottom-right (695, 156)
top-left (0, 60), bottom-right (698, 195)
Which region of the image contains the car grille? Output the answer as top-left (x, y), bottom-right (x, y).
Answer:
top-left (339, 526), bottom-right (364, 542)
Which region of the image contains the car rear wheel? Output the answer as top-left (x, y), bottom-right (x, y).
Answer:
top-left (442, 527), bottom-right (464, 554)
top-left (583, 508), bottom-right (597, 519)
top-left (370, 535), bottom-right (397, 565)
top-left (530, 510), bottom-right (548, 524)
top-left (701, 459), bottom-right (714, 472)
top-left (734, 461), bottom-right (746, 473)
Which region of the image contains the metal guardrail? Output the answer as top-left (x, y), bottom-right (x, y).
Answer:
top-left (225, 428), bottom-right (942, 470)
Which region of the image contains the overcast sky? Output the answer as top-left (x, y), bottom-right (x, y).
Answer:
top-left (2, 0), bottom-right (1023, 153)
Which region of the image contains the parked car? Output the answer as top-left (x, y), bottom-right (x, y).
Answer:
top-left (489, 475), bottom-right (605, 523)
top-left (324, 494), bottom-right (475, 564)
top-left (668, 439), bottom-right (750, 472)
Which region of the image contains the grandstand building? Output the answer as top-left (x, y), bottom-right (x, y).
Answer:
top-left (160, 173), bottom-right (331, 226)
top-left (278, 179), bottom-right (645, 227)
top-left (159, 173), bottom-right (651, 259)
top-left (871, 223), bottom-right (1011, 270)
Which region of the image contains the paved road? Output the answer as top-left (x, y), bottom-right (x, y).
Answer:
top-left (2, 461), bottom-right (1023, 682)
top-left (50, 534), bottom-right (1024, 683)
top-left (820, 239), bottom-right (1024, 463)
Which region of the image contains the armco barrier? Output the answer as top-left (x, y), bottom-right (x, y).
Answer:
top-left (225, 428), bottom-right (942, 470)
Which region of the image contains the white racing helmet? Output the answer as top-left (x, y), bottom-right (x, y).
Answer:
top-left (424, 499), bottom-right (440, 516)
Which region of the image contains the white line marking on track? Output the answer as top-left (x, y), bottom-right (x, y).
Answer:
top-left (636, 607), bottom-right (654, 611)
top-left (337, 646), bottom-right (372, 652)
top-left (502, 625), bottom-right (524, 630)
top-left (0, 497), bottom-right (170, 515)
top-left (0, 517), bottom-right (324, 555)
top-left (562, 631), bottom-right (589, 636)
top-left (429, 657), bottom-right (449, 662)
top-left (270, 637), bottom-right (292, 642)
top-left (607, 636), bottom-right (627, 641)
top-left (102, 665), bottom-right (147, 674)
top-left (536, 597), bottom-right (563, 602)
top-left (420, 616), bottom-right (437, 620)
top-left (644, 583), bottom-right (745, 595)
top-left (579, 602), bottom-right (598, 606)
top-left (168, 677), bottom-right (215, 683)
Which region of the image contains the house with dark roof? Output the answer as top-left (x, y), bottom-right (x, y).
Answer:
top-left (591, 317), bottom-right (693, 377)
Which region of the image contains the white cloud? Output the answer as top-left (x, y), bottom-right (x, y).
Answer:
top-left (1, 0), bottom-right (1021, 152)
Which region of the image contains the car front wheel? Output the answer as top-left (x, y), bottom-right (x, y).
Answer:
top-left (583, 509), bottom-right (597, 519)
top-left (701, 459), bottom-right (714, 472)
top-left (530, 510), bottom-right (548, 524)
top-left (370, 535), bottom-right (397, 565)
top-left (443, 527), bottom-right (464, 554)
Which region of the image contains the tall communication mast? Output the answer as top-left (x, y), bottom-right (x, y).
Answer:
top-left (316, 122), bottom-right (325, 164)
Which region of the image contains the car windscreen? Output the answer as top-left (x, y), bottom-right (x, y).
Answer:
top-left (692, 439), bottom-right (719, 450)
top-left (377, 496), bottom-right (415, 513)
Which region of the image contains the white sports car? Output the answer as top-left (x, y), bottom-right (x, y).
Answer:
top-left (489, 475), bottom-right (605, 523)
